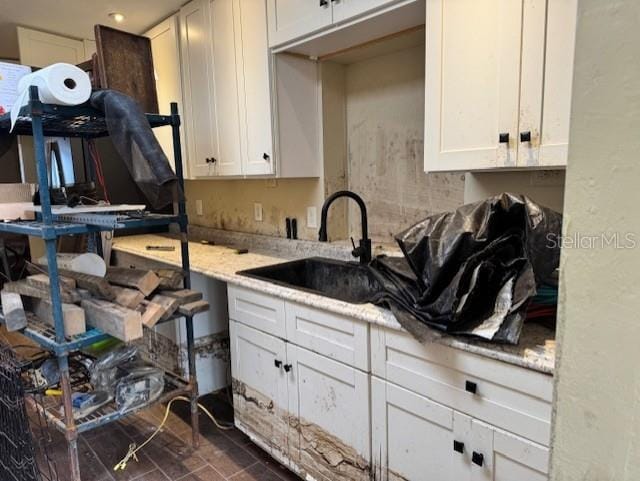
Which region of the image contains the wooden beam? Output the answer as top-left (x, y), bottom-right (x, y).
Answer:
top-left (107, 267), bottom-right (160, 297)
top-left (26, 273), bottom-right (76, 291)
top-left (137, 300), bottom-right (164, 328)
top-left (160, 289), bottom-right (202, 305)
top-left (112, 285), bottom-right (145, 309)
top-left (1, 290), bottom-right (27, 331)
top-left (178, 300), bottom-right (210, 317)
top-left (149, 294), bottom-right (180, 321)
top-left (29, 298), bottom-right (86, 337)
top-left (155, 268), bottom-right (184, 290)
top-left (31, 264), bottom-right (115, 301)
top-left (4, 280), bottom-right (81, 304)
top-left (81, 299), bottom-right (142, 342)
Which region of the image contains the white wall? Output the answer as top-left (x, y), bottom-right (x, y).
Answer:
top-left (551, 0), bottom-right (640, 479)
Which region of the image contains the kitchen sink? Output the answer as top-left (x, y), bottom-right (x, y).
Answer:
top-left (237, 257), bottom-right (382, 304)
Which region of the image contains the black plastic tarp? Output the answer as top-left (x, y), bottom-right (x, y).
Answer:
top-left (91, 90), bottom-right (183, 209)
top-left (368, 193), bottom-right (562, 344)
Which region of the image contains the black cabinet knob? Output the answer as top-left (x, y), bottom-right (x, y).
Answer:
top-left (274, 359), bottom-right (282, 368)
top-left (283, 364), bottom-right (292, 372)
top-left (453, 440), bottom-right (464, 454)
top-left (263, 152), bottom-right (270, 161)
top-left (211, 157), bottom-right (217, 164)
top-left (320, 0), bottom-right (328, 5)
top-left (465, 380), bottom-right (477, 394)
top-left (498, 132), bottom-right (509, 143)
top-left (520, 131), bottom-right (531, 142)
top-left (472, 451), bottom-right (484, 467)
top-left (205, 157), bottom-right (210, 163)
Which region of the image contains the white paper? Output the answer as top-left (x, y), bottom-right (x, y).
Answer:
top-left (0, 61), bottom-right (32, 115)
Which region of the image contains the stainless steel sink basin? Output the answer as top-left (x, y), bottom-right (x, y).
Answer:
top-left (238, 257), bottom-right (382, 304)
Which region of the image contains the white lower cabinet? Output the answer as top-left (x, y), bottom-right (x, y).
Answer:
top-left (287, 344), bottom-right (370, 481)
top-left (228, 285), bottom-right (552, 481)
top-left (229, 320), bottom-right (290, 457)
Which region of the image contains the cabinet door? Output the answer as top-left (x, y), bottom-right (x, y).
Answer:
top-left (537, 0), bottom-right (577, 167)
top-left (229, 321), bottom-right (290, 455)
top-left (180, 0), bottom-right (219, 178)
top-left (17, 27), bottom-right (85, 67)
top-left (372, 378), bottom-right (468, 481)
top-left (424, 0), bottom-right (523, 172)
top-left (471, 421), bottom-right (549, 481)
top-left (145, 15), bottom-right (185, 172)
top-left (331, 0), bottom-right (400, 23)
top-left (266, 0), bottom-right (333, 48)
top-left (286, 344), bottom-right (370, 481)
top-left (209, 0), bottom-right (244, 176)
top-left (236, 0), bottom-right (275, 176)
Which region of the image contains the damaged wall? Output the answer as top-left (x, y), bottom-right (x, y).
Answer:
top-left (342, 44), bottom-right (465, 242)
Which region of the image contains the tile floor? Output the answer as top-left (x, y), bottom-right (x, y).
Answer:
top-left (35, 392), bottom-right (300, 481)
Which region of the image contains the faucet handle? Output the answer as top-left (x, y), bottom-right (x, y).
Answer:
top-left (351, 237), bottom-right (364, 259)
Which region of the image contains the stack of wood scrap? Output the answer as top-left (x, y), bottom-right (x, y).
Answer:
top-left (0, 264), bottom-right (210, 343)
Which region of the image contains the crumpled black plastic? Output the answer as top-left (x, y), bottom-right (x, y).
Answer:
top-left (368, 193), bottom-right (562, 344)
top-left (90, 90), bottom-right (184, 209)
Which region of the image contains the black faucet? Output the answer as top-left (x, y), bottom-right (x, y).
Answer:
top-left (318, 190), bottom-right (372, 264)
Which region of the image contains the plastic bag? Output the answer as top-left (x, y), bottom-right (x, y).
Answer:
top-left (90, 344), bottom-right (139, 392)
top-left (114, 366), bottom-right (164, 413)
top-left (370, 193), bottom-right (562, 344)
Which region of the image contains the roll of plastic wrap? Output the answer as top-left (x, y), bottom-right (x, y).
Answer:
top-left (10, 63), bottom-right (91, 130)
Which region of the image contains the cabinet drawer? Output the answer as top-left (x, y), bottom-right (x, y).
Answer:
top-left (285, 302), bottom-right (369, 370)
top-left (371, 326), bottom-right (553, 446)
top-left (228, 285), bottom-right (286, 338)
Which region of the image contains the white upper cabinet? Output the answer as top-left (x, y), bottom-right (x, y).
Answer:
top-left (331, 0), bottom-right (401, 23)
top-left (267, 0), bottom-right (333, 47)
top-left (208, 0), bottom-right (243, 176)
top-left (17, 27), bottom-right (86, 67)
top-left (179, 0), bottom-right (220, 178)
top-left (425, 0), bottom-right (577, 173)
top-left (145, 15), bottom-right (184, 172)
top-left (236, 0), bottom-right (275, 176)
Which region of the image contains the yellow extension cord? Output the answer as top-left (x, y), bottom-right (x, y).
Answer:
top-left (113, 395), bottom-right (233, 472)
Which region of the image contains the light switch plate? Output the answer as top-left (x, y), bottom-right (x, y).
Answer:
top-left (195, 200), bottom-right (203, 216)
top-left (307, 206), bottom-right (317, 228)
top-left (254, 203), bottom-right (263, 222)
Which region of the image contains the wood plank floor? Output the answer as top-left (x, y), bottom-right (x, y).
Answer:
top-left (34, 392), bottom-right (300, 481)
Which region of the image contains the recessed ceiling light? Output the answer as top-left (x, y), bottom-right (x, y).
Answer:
top-left (109, 12), bottom-right (125, 23)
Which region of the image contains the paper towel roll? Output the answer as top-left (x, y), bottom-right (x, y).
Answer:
top-left (10, 63), bottom-right (92, 130)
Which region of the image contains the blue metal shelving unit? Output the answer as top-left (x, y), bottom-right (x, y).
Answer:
top-left (0, 87), bottom-right (200, 481)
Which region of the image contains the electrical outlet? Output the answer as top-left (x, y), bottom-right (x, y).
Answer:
top-left (195, 200), bottom-right (203, 216)
top-left (254, 202), bottom-right (263, 222)
top-left (307, 206), bottom-right (318, 228)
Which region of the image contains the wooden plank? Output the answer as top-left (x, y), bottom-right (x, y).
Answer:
top-left (149, 294), bottom-right (180, 321)
top-left (178, 300), bottom-right (209, 316)
top-left (4, 280), bottom-right (81, 304)
top-left (112, 285), bottom-right (145, 309)
top-left (155, 268), bottom-right (184, 290)
top-left (137, 300), bottom-right (164, 328)
top-left (81, 299), bottom-right (142, 342)
top-left (31, 264), bottom-right (115, 301)
top-left (29, 299), bottom-right (86, 337)
top-left (1, 290), bottom-right (27, 331)
top-left (107, 267), bottom-right (160, 297)
top-left (27, 273), bottom-right (76, 291)
top-left (160, 289), bottom-right (202, 305)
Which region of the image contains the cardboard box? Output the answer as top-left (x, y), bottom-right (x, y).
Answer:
top-left (0, 62), bottom-right (32, 116)
top-left (0, 183), bottom-right (36, 221)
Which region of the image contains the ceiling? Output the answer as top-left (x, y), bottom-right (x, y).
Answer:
top-left (0, 0), bottom-right (186, 60)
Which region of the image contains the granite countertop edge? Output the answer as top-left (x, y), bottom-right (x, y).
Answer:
top-left (112, 234), bottom-right (555, 375)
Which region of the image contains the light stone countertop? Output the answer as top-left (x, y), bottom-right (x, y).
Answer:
top-left (112, 232), bottom-right (556, 375)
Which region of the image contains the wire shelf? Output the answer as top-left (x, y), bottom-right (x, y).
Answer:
top-left (0, 104), bottom-right (174, 138)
